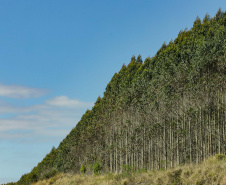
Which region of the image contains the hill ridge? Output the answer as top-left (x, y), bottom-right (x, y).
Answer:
top-left (14, 9), bottom-right (226, 185)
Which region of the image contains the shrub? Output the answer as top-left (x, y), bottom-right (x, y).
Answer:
top-left (93, 161), bottom-right (102, 175)
top-left (168, 169), bottom-right (182, 185)
top-left (122, 164), bottom-right (132, 173)
top-left (139, 168), bottom-right (147, 173)
top-left (44, 169), bottom-right (58, 179)
top-left (80, 164), bottom-right (87, 174)
top-left (215, 154), bottom-right (226, 161)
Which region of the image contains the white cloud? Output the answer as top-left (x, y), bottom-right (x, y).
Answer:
top-left (0, 83), bottom-right (46, 99)
top-left (0, 96), bottom-right (93, 140)
top-left (45, 96), bottom-right (92, 108)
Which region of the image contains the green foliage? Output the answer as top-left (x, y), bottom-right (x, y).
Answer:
top-left (43, 169), bottom-right (58, 179)
top-left (122, 164), bottom-right (132, 173)
top-left (80, 165), bottom-right (87, 174)
top-left (138, 168), bottom-right (147, 173)
top-left (167, 169), bottom-right (182, 185)
top-left (215, 154), bottom-right (226, 161)
top-left (93, 161), bottom-right (102, 175)
top-left (15, 9), bottom-right (226, 185)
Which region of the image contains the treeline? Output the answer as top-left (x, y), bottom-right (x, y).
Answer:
top-left (16, 9), bottom-right (225, 185)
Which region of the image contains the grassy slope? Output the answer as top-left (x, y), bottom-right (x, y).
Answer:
top-left (32, 155), bottom-right (226, 185)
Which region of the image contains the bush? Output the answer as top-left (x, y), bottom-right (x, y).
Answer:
top-left (215, 154), bottom-right (226, 161)
top-left (93, 161), bottom-right (102, 175)
top-left (80, 164), bottom-right (87, 174)
top-left (139, 168), bottom-right (147, 173)
top-left (43, 169), bottom-right (58, 179)
top-left (168, 169), bottom-right (182, 185)
top-left (122, 164), bottom-right (132, 173)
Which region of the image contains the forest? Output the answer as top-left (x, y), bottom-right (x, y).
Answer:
top-left (12, 9), bottom-right (226, 185)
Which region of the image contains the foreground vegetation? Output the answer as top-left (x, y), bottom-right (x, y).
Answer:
top-left (29, 155), bottom-right (226, 185)
top-left (11, 9), bottom-right (226, 185)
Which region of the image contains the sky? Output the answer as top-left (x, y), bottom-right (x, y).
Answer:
top-left (0, 0), bottom-right (225, 184)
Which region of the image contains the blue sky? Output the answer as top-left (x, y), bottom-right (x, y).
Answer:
top-left (0, 0), bottom-right (225, 184)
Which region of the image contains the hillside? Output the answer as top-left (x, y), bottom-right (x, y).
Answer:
top-left (32, 154), bottom-right (226, 185)
top-left (11, 9), bottom-right (226, 185)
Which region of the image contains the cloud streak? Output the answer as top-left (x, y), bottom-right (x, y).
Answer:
top-left (0, 83), bottom-right (46, 99)
top-left (45, 96), bottom-right (92, 108)
top-left (0, 95), bottom-right (93, 141)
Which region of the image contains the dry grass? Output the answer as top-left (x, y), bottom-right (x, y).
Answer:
top-left (32, 155), bottom-right (226, 185)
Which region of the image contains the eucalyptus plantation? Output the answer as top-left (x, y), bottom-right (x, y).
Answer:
top-left (17, 9), bottom-right (226, 185)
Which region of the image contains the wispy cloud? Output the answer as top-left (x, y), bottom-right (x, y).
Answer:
top-left (0, 83), bottom-right (46, 99)
top-left (45, 96), bottom-right (92, 108)
top-left (0, 96), bottom-right (93, 141)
